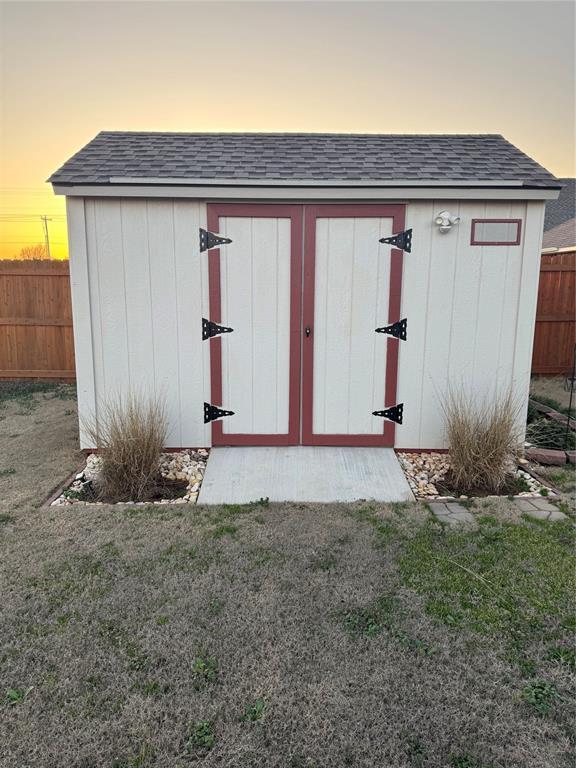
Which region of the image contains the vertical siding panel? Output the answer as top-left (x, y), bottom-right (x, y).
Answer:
top-left (471, 202), bottom-right (514, 399)
top-left (85, 200), bottom-right (105, 424)
top-left (198, 203), bottom-right (212, 446)
top-left (121, 200), bottom-right (154, 389)
top-left (93, 199), bottom-right (129, 394)
top-left (447, 202), bottom-right (485, 390)
top-left (146, 201), bottom-right (181, 446)
top-left (513, 201), bottom-right (546, 435)
top-left (174, 200), bottom-right (208, 447)
top-left (66, 197), bottom-right (96, 447)
top-left (495, 202), bottom-right (526, 393)
top-left (395, 201), bottom-right (433, 448)
top-left (418, 201), bottom-right (461, 448)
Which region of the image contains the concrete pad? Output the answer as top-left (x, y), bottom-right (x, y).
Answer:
top-left (198, 446), bottom-right (414, 505)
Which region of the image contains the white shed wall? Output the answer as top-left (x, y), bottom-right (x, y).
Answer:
top-left (67, 197), bottom-right (211, 448)
top-left (396, 200), bottom-right (544, 448)
top-left (66, 196), bottom-right (545, 450)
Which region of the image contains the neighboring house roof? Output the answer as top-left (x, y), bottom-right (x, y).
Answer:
top-left (49, 132), bottom-right (560, 187)
top-left (542, 217), bottom-right (576, 251)
top-left (544, 178), bottom-right (575, 230)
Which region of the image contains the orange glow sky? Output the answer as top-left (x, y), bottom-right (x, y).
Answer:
top-left (1, 0), bottom-right (574, 260)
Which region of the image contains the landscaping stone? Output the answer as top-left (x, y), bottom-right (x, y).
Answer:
top-left (398, 452), bottom-right (548, 500)
top-left (525, 447), bottom-right (567, 466)
top-left (51, 449), bottom-right (210, 507)
top-left (567, 451), bottom-right (575, 464)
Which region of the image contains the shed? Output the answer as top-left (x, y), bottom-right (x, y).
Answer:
top-left (50, 132), bottom-right (560, 450)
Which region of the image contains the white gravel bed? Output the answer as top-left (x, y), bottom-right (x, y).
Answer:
top-left (51, 449), bottom-right (209, 506)
top-left (397, 451), bottom-right (552, 500)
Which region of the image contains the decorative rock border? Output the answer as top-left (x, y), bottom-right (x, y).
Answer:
top-left (51, 449), bottom-right (209, 506)
top-left (397, 451), bottom-right (553, 501)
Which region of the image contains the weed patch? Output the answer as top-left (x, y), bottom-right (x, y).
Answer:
top-left (211, 523), bottom-right (238, 539)
top-left (241, 698), bottom-right (266, 722)
top-left (4, 686), bottom-right (33, 706)
top-left (187, 720), bottom-right (215, 752)
top-left (521, 679), bottom-right (560, 715)
top-left (192, 654), bottom-right (218, 687)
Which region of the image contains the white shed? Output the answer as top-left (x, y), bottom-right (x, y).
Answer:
top-left (50, 133), bottom-right (560, 450)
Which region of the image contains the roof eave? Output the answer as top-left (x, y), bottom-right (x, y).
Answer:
top-left (51, 181), bottom-right (560, 201)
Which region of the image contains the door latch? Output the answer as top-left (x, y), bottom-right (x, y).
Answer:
top-left (305, 326), bottom-right (311, 337)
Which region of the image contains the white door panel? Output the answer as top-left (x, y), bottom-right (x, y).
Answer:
top-left (312, 216), bottom-right (393, 435)
top-left (218, 216), bottom-right (292, 435)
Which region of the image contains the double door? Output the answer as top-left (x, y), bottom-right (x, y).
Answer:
top-left (207, 203), bottom-right (405, 446)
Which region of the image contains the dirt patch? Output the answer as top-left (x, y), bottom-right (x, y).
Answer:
top-left (0, 383), bottom-right (81, 517)
top-left (531, 375), bottom-right (575, 414)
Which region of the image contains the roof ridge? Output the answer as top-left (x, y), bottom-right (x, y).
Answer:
top-left (95, 130), bottom-right (506, 138)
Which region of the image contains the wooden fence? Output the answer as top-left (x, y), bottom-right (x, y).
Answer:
top-left (532, 250), bottom-right (576, 375)
top-left (0, 252), bottom-right (573, 380)
top-left (0, 260), bottom-right (75, 379)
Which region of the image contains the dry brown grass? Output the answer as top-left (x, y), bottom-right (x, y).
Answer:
top-left (1, 388), bottom-right (575, 767)
top-left (442, 388), bottom-right (522, 494)
top-left (84, 392), bottom-right (168, 502)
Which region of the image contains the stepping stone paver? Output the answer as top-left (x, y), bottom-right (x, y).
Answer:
top-left (429, 502), bottom-right (476, 527)
top-left (513, 497), bottom-right (567, 521)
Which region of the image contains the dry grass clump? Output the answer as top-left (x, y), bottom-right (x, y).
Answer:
top-left (84, 392), bottom-right (167, 502)
top-left (442, 388), bottom-right (522, 494)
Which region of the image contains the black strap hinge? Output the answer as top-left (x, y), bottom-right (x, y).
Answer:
top-left (379, 229), bottom-right (412, 253)
top-left (202, 318), bottom-right (234, 341)
top-left (199, 228), bottom-right (233, 252)
top-left (204, 402), bottom-right (235, 424)
top-left (372, 403), bottom-right (403, 424)
top-left (375, 318), bottom-right (407, 341)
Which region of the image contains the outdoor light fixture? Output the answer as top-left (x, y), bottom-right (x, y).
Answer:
top-left (434, 210), bottom-right (461, 233)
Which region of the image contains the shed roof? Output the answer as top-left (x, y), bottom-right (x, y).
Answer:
top-left (542, 217), bottom-right (576, 251)
top-left (49, 132), bottom-right (559, 188)
top-left (544, 178), bottom-right (575, 230)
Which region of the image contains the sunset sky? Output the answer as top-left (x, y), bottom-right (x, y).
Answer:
top-left (1, 0), bottom-right (574, 260)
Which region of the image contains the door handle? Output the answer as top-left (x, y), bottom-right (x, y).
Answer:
top-left (305, 325), bottom-right (311, 337)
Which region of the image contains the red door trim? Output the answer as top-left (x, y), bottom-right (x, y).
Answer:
top-left (207, 203), bottom-right (303, 446)
top-left (301, 204), bottom-right (406, 447)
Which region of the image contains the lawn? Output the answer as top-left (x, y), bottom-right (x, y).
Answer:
top-left (0, 384), bottom-right (575, 768)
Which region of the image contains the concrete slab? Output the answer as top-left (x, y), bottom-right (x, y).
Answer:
top-left (198, 446), bottom-right (414, 505)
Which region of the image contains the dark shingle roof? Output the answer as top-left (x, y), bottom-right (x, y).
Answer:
top-left (544, 178), bottom-right (575, 230)
top-left (49, 132), bottom-right (559, 187)
top-left (542, 218), bottom-right (576, 250)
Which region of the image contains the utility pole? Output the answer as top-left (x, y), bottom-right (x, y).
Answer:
top-left (40, 215), bottom-right (52, 259)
